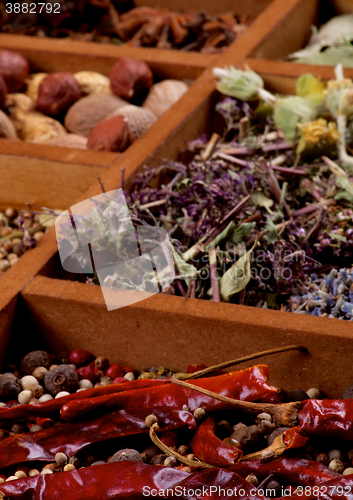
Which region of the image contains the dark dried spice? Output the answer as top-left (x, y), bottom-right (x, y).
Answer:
top-left (20, 350), bottom-right (55, 376)
top-left (44, 364), bottom-right (79, 396)
top-left (0, 373), bottom-right (21, 400)
top-left (110, 448), bottom-right (143, 462)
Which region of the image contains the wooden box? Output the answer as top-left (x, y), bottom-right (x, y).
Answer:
top-left (1, 60), bottom-right (352, 400)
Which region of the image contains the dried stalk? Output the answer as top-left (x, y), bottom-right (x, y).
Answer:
top-left (148, 422), bottom-right (213, 468)
top-left (170, 378), bottom-right (300, 428)
top-left (174, 345), bottom-right (306, 381)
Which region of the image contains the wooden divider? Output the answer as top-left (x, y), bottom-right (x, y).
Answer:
top-left (20, 275), bottom-right (352, 398)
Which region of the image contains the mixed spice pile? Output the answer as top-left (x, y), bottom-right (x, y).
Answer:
top-left (0, 346), bottom-right (353, 498)
top-left (62, 67), bottom-right (353, 319)
top-left (0, 1), bottom-right (248, 53)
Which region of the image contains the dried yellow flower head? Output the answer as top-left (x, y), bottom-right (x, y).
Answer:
top-left (297, 118), bottom-right (339, 159)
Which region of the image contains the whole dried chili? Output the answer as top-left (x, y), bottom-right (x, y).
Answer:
top-left (60, 365), bottom-right (278, 420)
top-left (0, 461), bottom-right (190, 500)
top-left (0, 378), bottom-right (166, 422)
top-left (189, 415), bottom-right (243, 466)
top-left (0, 408), bottom-right (195, 469)
top-left (289, 475), bottom-right (353, 500)
top-left (229, 457), bottom-right (340, 486)
top-left (165, 467), bottom-right (266, 500)
top-left (298, 399), bottom-right (353, 441)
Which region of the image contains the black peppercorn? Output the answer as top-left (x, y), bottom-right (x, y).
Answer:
top-left (44, 364), bottom-right (79, 396)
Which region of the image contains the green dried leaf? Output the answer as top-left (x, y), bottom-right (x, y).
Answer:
top-left (251, 192), bottom-right (274, 214)
top-left (219, 235), bottom-right (258, 301)
top-left (206, 222), bottom-right (256, 249)
top-left (296, 74), bottom-right (325, 106)
top-left (213, 66), bottom-right (264, 101)
top-left (328, 232), bottom-right (347, 242)
top-left (172, 246), bottom-right (198, 285)
top-left (295, 45), bottom-right (353, 68)
top-left (38, 209), bottom-right (64, 228)
top-left (274, 96), bottom-right (317, 142)
top-left (264, 218), bottom-right (278, 244)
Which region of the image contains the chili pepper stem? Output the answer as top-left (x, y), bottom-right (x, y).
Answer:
top-left (170, 378), bottom-right (300, 427)
top-left (148, 421), bottom-right (214, 469)
top-left (174, 345), bottom-right (307, 380)
top-left (241, 433), bottom-right (286, 461)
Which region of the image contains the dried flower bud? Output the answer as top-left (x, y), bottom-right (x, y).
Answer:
top-left (37, 72), bottom-right (82, 116)
top-left (87, 115), bottom-right (135, 152)
top-left (0, 49), bottom-right (29, 92)
top-left (110, 58), bottom-right (153, 102)
top-left (213, 66), bottom-right (265, 101)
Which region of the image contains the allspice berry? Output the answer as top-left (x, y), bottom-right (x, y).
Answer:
top-left (44, 364), bottom-right (79, 396)
top-left (20, 351), bottom-right (55, 376)
top-left (0, 373), bottom-right (21, 400)
top-left (110, 449), bottom-right (143, 463)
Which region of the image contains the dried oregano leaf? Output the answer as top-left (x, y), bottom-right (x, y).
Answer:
top-left (219, 235), bottom-right (259, 301)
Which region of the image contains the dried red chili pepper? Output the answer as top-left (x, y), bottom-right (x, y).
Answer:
top-left (230, 457), bottom-right (340, 486)
top-left (189, 415), bottom-right (242, 466)
top-left (0, 408), bottom-right (195, 469)
top-left (298, 399), bottom-right (353, 440)
top-left (0, 378), bottom-right (166, 422)
top-left (0, 461), bottom-right (190, 500)
top-left (165, 467), bottom-right (266, 500)
top-left (289, 474), bottom-right (353, 500)
top-left (61, 365), bottom-right (278, 421)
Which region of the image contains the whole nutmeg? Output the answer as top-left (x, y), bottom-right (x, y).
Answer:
top-left (0, 75), bottom-right (7, 110)
top-left (64, 93), bottom-right (127, 137)
top-left (108, 105), bottom-right (157, 138)
top-left (20, 350), bottom-right (55, 376)
top-left (37, 72), bottom-right (82, 116)
top-left (87, 115), bottom-right (135, 152)
top-left (0, 50), bottom-right (29, 92)
top-left (110, 58), bottom-right (153, 103)
top-left (44, 365), bottom-right (79, 396)
top-left (0, 373), bottom-right (21, 400)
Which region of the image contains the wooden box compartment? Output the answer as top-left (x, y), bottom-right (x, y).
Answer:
top-left (7, 65), bottom-right (352, 400)
top-left (0, 33), bottom-right (216, 169)
top-left (0, 156), bottom-right (110, 363)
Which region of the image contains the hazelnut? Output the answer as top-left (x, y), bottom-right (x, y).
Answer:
top-left (44, 364), bottom-right (79, 396)
top-left (37, 72), bottom-right (82, 116)
top-left (0, 49), bottom-right (29, 92)
top-left (20, 350), bottom-right (55, 376)
top-left (110, 58), bottom-right (153, 103)
top-left (87, 115), bottom-right (135, 152)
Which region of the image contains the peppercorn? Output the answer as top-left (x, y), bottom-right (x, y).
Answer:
top-left (329, 458), bottom-right (345, 473)
top-left (0, 373), bottom-right (21, 400)
top-left (328, 449), bottom-right (344, 462)
top-left (150, 454), bottom-right (168, 465)
top-left (265, 479), bottom-right (282, 497)
top-left (145, 414), bottom-right (158, 428)
top-left (110, 449), bottom-right (143, 463)
top-left (193, 407), bottom-right (205, 420)
top-left (246, 474), bottom-right (258, 486)
top-left (20, 351), bottom-right (55, 376)
top-left (44, 365), bottom-right (79, 396)
top-left (55, 453), bottom-right (68, 467)
top-left (164, 456), bottom-right (177, 467)
top-left (316, 452), bottom-right (330, 465)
